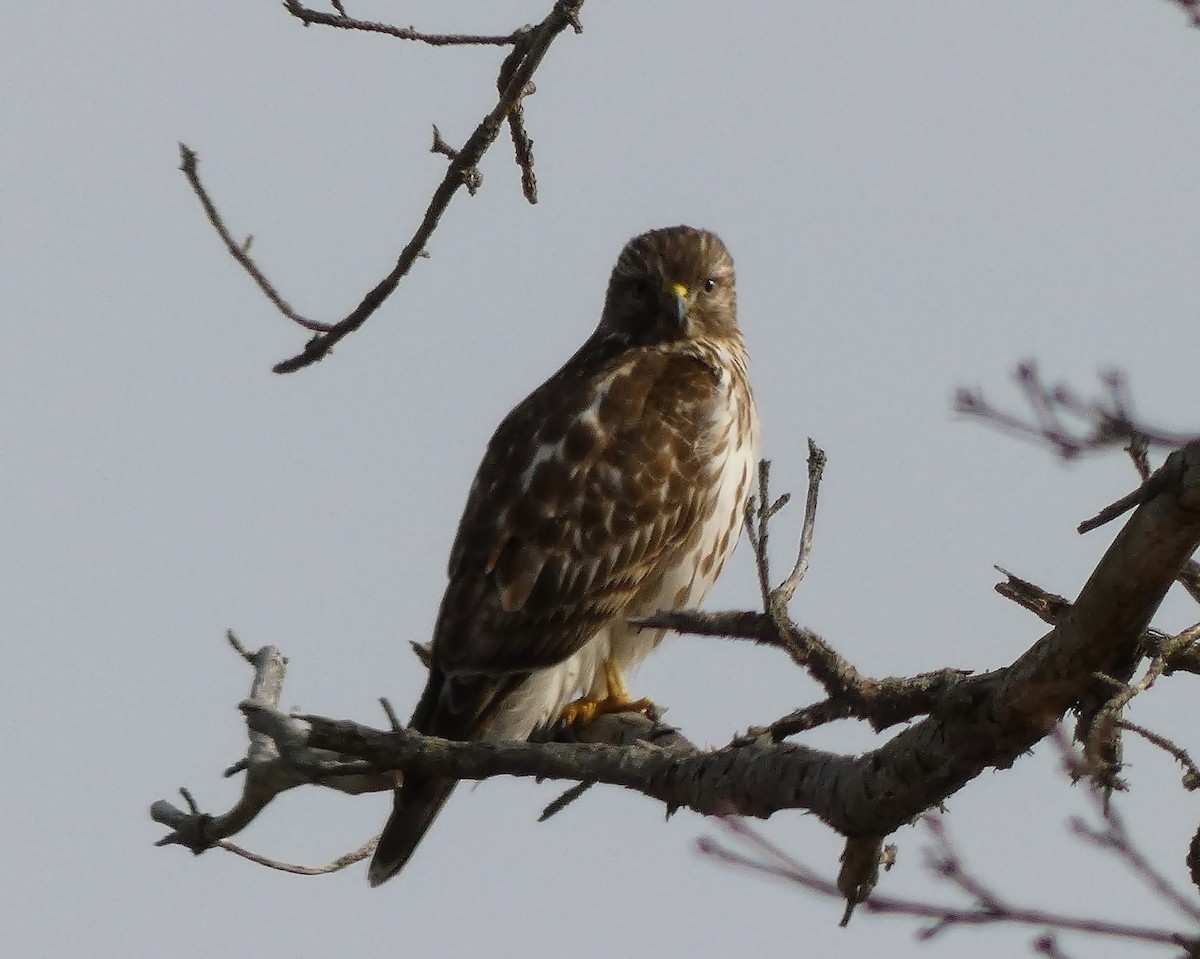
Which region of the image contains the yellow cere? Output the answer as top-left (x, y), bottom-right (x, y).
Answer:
top-left (669, 282), bottom-right (689, 299)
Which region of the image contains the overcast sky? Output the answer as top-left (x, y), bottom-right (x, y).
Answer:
top-left (5, 2), bottom-right (1200, 957)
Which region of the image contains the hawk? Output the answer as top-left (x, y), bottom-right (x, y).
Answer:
top-left (368, 225), bottom-right (760, 886)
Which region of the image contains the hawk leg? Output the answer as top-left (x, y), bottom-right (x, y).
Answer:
top-left (559, 658), bottom-right (653, 726)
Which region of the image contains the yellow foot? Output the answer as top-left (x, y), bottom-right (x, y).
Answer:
top-left (559, 658), bottom-right (655, 726)
top-left (559, 693), bottom-right (654, 726)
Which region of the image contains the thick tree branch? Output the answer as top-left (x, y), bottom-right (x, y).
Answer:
top-left (150, 633), bottom-right (690, 860)
top-left (154, 441), bottom-right (1200, 903)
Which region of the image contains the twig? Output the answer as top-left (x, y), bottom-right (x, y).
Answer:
top-left (183, 1), bottom-right (585, 374)
top-left (1033, 933), bottom-right (1079, 959)
top-left (773, 439), bottom-right (825, 605)
top-left (220, 835), bottom-right (377, 876)
top-left (270, 1), bottom-right (583, 373)
top-left (283, 2), bottom-right (521, 46)
top-left (700, 817), bottom-right (1199, 952)
top-left (1118, 720), bottom-right (1200, 790)
top-left (151, 637), bottom-right (394, 859)
top-left (743, 458), bottom-right (775, 609)
top-left (956, 363), bottom-right (1197, 459)
top-left (1127, 434), bottom-right (1152, 481)
top-left (497, 40), bottom-right (539, 203)
top-left (1082, 623), bottom-right (1200, 791)
top-left (1079, 466), bottom-right (1173, 534)
top-left (539, 781), bottom-right (594, 821)
top-left (994, 567), bottom-right (1072, 624)
top-left (1069, 783), bottom-right (1200, 925)
top-left (1177, 560), bottom-right (1200, 606)
top-left (178, 145), bottom-right (332, 334)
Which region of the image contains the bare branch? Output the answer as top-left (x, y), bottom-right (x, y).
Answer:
top-left (1178, 559), bottom-right (1200, 606)
top-left (269, 1), bottom-right (583, 373)
top-left (1084, 625), bottom-right (1200, 783)
top-left (1067, 773), bottom-right (1200, 926)
top-left (1078, 464), bottom-right (1174, 534)
top-left (1117, 720), bottom-right (1200, 791)
top-left (151, 637), bottom-right (690, 862)
top-left (182, 2), bottom-right (584, 373)
top-left (220, 835), bottom-right (377, 877)
top-left (538, 781), bottom-right (594, 821)
top-left (178, 145), bottom-right (333, 334)
top-left (497, 44), bottom-right (539, 203)
top-left (774, 439), bottom-right (825, 605)
top-left (742, 458), bottom-right (775, 609)
top-left (635, 602), bottom-right (972, 738)
top-left (155, 441), bottom-right (1200, 906)
top-left (994, 567), bottom-right (1071, 624)
top-left (282, 2), bottom-right (522, 46)
top-left (150, 638), bottom-right (394, 857)
top-left (956, 363), bottom-right (1198, 459)
top-left (700, 817), bottom-right (1199, 953)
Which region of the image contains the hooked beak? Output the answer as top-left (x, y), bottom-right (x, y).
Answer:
top-left (666, 282), bottom-right (690, 330)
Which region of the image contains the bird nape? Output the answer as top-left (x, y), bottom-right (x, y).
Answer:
top-left (368, 225), bottom-right (760, 887)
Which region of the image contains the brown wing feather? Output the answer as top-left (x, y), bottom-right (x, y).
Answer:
top-left (431, 338), bottom-right (720, 681)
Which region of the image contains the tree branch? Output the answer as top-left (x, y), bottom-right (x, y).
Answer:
top-left (698, 815), bottom-right (1200, 953)
top-left (956, 363), bottom-right (1198, 459)
top-left (182, 1), bottom-right (584, 374)
top-left (150, 632), bottom-right (691, 861)
top-left (153, 440), bottom-right (1200, 907)
top-left (282, 2), bottom-right (522, 46)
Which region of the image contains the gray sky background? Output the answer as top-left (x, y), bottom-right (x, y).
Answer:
top-left (5, 2), bottom-right (1200, 957)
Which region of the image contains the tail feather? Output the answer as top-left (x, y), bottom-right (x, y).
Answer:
top-left (367, 776), bottom-right (457, 887)
top-left (368, 669), bottom-right (520, 886)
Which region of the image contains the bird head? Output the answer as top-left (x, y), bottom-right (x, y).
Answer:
top-left (599, 225), bottom-right (739, 345)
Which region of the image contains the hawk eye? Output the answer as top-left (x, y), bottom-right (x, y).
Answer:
top-left (703, 277), bottom-right (718, 294)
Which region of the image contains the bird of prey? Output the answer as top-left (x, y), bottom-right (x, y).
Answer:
top-left (368, 225), bottom-right (760, 886)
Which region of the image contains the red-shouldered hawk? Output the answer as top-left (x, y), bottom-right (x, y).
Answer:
top-left (368, 225), bottom-right (760, 886)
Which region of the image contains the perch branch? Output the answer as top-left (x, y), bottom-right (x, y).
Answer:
top-left (290, 443), bottom-right (1200, 837)
top-left (151, 635), bottom-right (690, 863)
top-left (154, 440), bottom-right (1200, 901)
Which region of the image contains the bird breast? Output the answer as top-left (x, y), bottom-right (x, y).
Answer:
top-left (486, 344), bottom-right (759, 741)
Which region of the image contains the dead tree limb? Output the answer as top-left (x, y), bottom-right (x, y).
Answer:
top-left (153, 440), bottom-right (1200, 905)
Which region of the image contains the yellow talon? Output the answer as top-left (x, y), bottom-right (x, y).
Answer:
top-left (559, 658), bottom-right (654, 726)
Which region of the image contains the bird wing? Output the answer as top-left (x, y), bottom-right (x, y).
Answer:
top-left (432, 343), bottom-right (722, 683)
